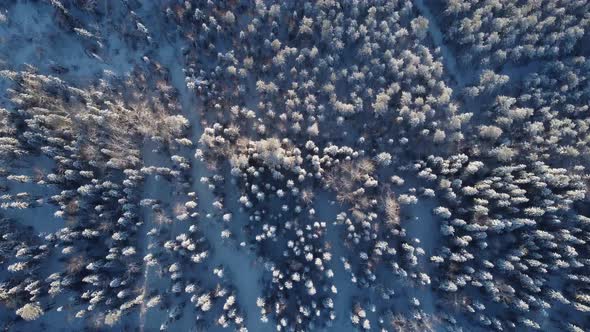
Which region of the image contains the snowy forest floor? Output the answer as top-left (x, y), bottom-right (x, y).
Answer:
top-left (0, 0), bottom-right (567, 331)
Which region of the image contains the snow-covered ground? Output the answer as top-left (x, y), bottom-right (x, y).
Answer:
top-left (0, 1), bottom-right (451, 329)
top-left (168, 48), bottom-right (270, 332)
top-left (136, 140), bottom-right (176, 332)
top-left (2, 1), bottom-right (586, 331)
top-left (314, 191), bottom-right (360, 330)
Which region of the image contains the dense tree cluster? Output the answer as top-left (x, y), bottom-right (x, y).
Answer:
top-left (436, 0), bottom-right (590, 67)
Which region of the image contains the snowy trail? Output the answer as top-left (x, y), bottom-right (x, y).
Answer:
top-left (152, 38), bottom-right (270, 331)
top-left (414, 0), bottom-right (474, 89)
top-left (404, 198), bottom-right (439, 313)
top-left (398, 175), bottom-right (442, 316)
top-left (137, 140), bottom-right (177, 332)
top-left (314, 192), bottom-right (357, 331)
top-left (137, 143), bottom-right (157, 332)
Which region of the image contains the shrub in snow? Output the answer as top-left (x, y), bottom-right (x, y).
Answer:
top-left (16, 303), bottom-right (43, 321)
